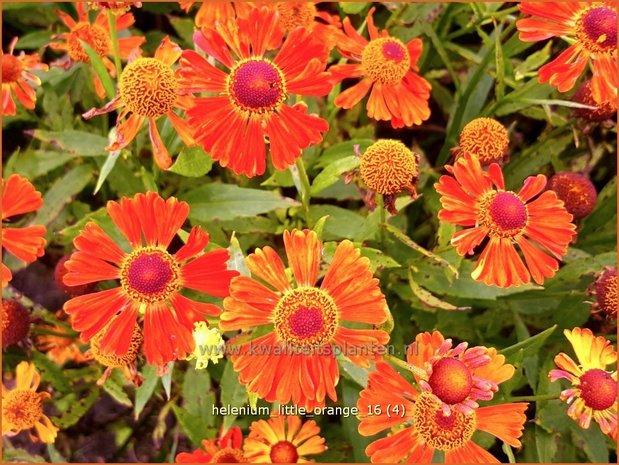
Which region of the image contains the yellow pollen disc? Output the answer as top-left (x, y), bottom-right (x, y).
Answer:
top-left (119, 57), bottom-right (178, 118)
top-left (361, 37), bottom-right (410, 85)
top-left (360, 139), bottom-right (419, 195)
top-left (276, 2), bottom-right (317, 30)
top-left (68, 22), bottom-right (110, 62)
top-left (477, 190), bottom-right (528, 238)
top-left (211, 447), bottom-right (246, 463)
top-left (575, 6), bottom-right (617, 54)
top-left (274, 287), bottom-right (339, 349)
top-left (227, 58), bottom-right (287, 115)
top-left (459, 118), bottom-right (509, 166)
top-left (2, 390), bottom-right (44, 431)
top-left (119, 246), bottom-right (180, 304)
top-left (91, 325), bottom-right (143, 368)
top-left (411, 392), bottom-right (476, 451)
top-left (1, 55), bottom-right (23, 83)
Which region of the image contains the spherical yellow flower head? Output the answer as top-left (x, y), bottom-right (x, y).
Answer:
top-left (361, 37), bottom-right (410, 85)
top-left (595, 268), bottom-right (617, 319)
top-left (269, 441), bottom-right (299, 463)
top-left (2, 54), bottom-right (22, 83)
top-left (575, 5), bottom-right (617, 54)
top-left (119, 57), bottom-right (179, 119)
top-left (360, 139), bottom-right (419, 196)
top-left (478, 191), bottom-right (528, 239)
top-left (187, 321), bottom-right (225, 369)
top-left (573, 80), bottom-right (616, 121)
top-left (578, 368), bottom-right (617, 411)
top-left (458, 118), bottom-right (509, 166)
top-left (119, 247), bottom-right (181, 304)
top-left (427, 358), bottom-right (473, 405)
top-left (411, 392), bottom-right (476, 451)
top-left (227, 58), bottom-right (287, 115)
top-left (276, 2), bottom-right (317, 30)
top-left (2, 300), bottom-right (30, 348)
top-left (67, 22), bottom-right (110, 62)
top-left (274, 287), bottom-right (338, 350)
top-left (547, 172), bottom-right (597, 220)
top-left (2, 390), bottom-right (46, 432)
top-left (91, 325), bottom-right (143, 368)
top-left (89, 2), bottom-right (140, 14)
top-left (211, 448), bottom-right (247, 463)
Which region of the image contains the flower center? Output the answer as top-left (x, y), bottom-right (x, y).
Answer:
top-left (274, 287), bottom-right (338, 348)
top-left (412, 392), bottom-right (476, 451)
top-left (91, 324), bottom-right (143, 366)
top-left (427, 358), bottom-right (473, 405)
top-left (579, 368), bottom-right (617, 411)
top-left (119, 57), bottom-right (178, 118)
top-left (478, 191), bottom-right (528, 237)
top-left (276, 2), bottom-right (317, 30)
top-left (361, 37), bottom-right (410, 85)
top-left (1, 55), bottom-right (22, 83)
top-left (458, 117), bottom-right (509, 166)
top-left (227, 59), bottom-right (287, 114)
top-left (2, 390), bottom-right (43, 431)
top-left (2, 300), bottom-right (30, 349)
top-left (269, 441), bottom-right (299, 463)
top-left (360, 139), bottom-right (419, 195)
top-left (595, 268), bottom-right (617, 318)
top-left (576, 6), bottom-right (617, 53)
top-left (211, 447), bottom-right (246, 463)
top-left (67, 22), bottom-right (110, 62)
top-left (120, 247), bottom-right (180, 303)
top-left (547, 172), bottom-right (597, 220)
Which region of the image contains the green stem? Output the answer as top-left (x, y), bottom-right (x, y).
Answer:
top-left (378, 194), bottom-right (386, 245)
top-left (295, 157), bottom-right (312, 227)
top-left (385, 354), bottom-right (426, 378)
top-left (505, 393), bottom-right (560, 402)
top-left (107, 10), bottom-right (122, 80)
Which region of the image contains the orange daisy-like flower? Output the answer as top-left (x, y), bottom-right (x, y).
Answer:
top-left (516, 2), bottom-right (617, 104)
top-left (83, 37), bottom-right (197, 170)
top-left (89, 1), bottom-right (143, 14)
top-left (179, 6), bottom-right (332, 177)
top-left (573, 79), bottom-right (617, 121)
top-left (2, 361), bottom-right (59, 443)
top-left (179, 1), bottom-right (255, 28)
top-left (330, 7), bottom-right (431, 128)
top-left (244, 416), bottom-right (326, 463)
top-left (358, 358), bottom-right (527, 463)
top-left (1, 174), bottom-right (47, 288)
top-left (62, 191), bottom-right (239, 368)
top-left (35, 311), bottom-right (88, 365)
top-left (220, 229), bottom-right (389, 410)
top-left (49, 2), bottom-right (144, 98)
top-left (590, 267), bottom-right (617, 320)
top-left (550, 327), bottom-right (617, 440)
top-left (88, 324), bottom-right (143, 385)
top-left (2, 300), bottom-right (30, 349)
top-left (2, 38), bottom-right (48, 115)
top-left (176, 426), bottom-right (246, 463)
top-left (435, 153), bottom-right (576, 287)
top-left (273, 2), bottom-right (342, 50)
top-left (455, 118), bottom-right (510, 166)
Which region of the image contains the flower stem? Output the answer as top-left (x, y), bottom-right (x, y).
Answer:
top-left (295, 157), bottom-right (312, 227)
top-left (377, 194), bottom-right (386, 244)
top-left (385, 354), bottom-right (426, 378)
top-left (107, 10), bottom-right (122, 80)
top-left (505, 393), bottom-right (561, 402)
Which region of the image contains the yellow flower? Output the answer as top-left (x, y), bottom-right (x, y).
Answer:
top-left (187, 321), bottom-right (225, 369)
top-left (2, 361), bottom-right (59, 443)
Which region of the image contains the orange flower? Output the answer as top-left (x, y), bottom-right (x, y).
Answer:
top-left (244, 416), bottom-right (326, 463)
top-left (550, 327), bottom-right (617, 440)
top-left (330, 7), bottom-right (431, 128)
top-left (547, 171), bottom-right (597, 220)
top-left (89, 1), bottom-right (142, 14)
top-left (456, 118), bottom-right (509, 166)
top-left (435, 153), bottom-right (576, 287)
top-left (516, 2), bottom-right (617, 104)
top-left (273, 2), bottom-right (342, 50)
top-left (88, 324), bottom-right (143, 385)
top-left (2, 300), bottom-right (30, 348)
top-left (179, 1), bottom-right (254, 28)
top-left (179, 6), bottom-right (332, 177)
top-left (49, 1), bottom-right (144, 98)
top-left (2, 361), bottom-right (59, 443)
top-left (35, 312), bottom-right (88, 365)
top-left (220, 229), bottom-right (389, 410)
top-left (590, 267), bottom-right (617, 320)
top-left (358, 359), bottom-right (527, 463)
top-left (1, 174), bottom-right (47, 287)
top-left (573, 79), bottom-right (617, 121)
top-left (1, 38), bottom-right (47, 115)
top-left (176, 426), bottom-right (246, 463)
top-left (83, 37), bottom-right (197, 170)
top-left (62, 191), bottom-right (239, 368)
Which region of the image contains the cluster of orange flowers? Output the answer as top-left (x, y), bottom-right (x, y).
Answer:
top-left (1, 1), bottom-right (617, 461)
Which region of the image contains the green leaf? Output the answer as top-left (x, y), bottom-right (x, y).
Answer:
top-left (169, 146), bottom-right (214, 177)
top-left (310, 156), bottom-right (359, 195)
top-left (338, 355), bottom-right (369, 387)
top-left (161, 362), bottom-right (174, 400)
top-left (172, 404), bottom-right (216, 446)
top-left (339, 2), bottom-right (368, 14)
top-left (534, 426), bottom-right (558, 463)
top-left (31, 350), bottom-right (72, 394)
top-left (15, 30), bottom-right (53, 49)
top-left (94, 149), bottom-right (122, 194)
top-left (309, 205), bottom-right (371, 241)
top-left (514, 42), bottom-right (552, 80)
top-left (102, 370), bottom-right (133, 407)
top-left (134, 365), bottom-right (159, 420)
top-left (316, 140), bottom-right (373, 168)
top-left (500, 325), bottom-right (556, 359)
top-left (183, 184), bottom-right (299, 222)
top-left (227, 234), bottom-right (250, 277)
top-left (409, 269), bottom-right (470, 311)
top-left (182, 369), bottom-right (215, 426)
top-left (220, 361), bottom-right (248, 430)
top-left (79, 39), bottom-right (116, 100)
top-left (54, 388), bottom-right (99, 429)
top-left (30, 130), bottom-right (109, 156)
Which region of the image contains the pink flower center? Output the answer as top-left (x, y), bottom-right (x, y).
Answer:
top-left (434, 409), bottom-right (457, 429)
top-left (228, 59), bottom-right (286, 113)
top-left (489, 192), bottom-right (528, 231)
top-left (580, 368), bottom-right (617, 411)
top-left (288, 306), bottom-right (324, 338)
top-left (580, 7), bottom-right (617, 51)
top-left (428, 358), bottom-right (473, 405)
top-left (382, 41), bottom-right (406, 62)
top-left (269, 441), bottom-right (299, 463)
top-left (120, 248), bottom-right (179, 303)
